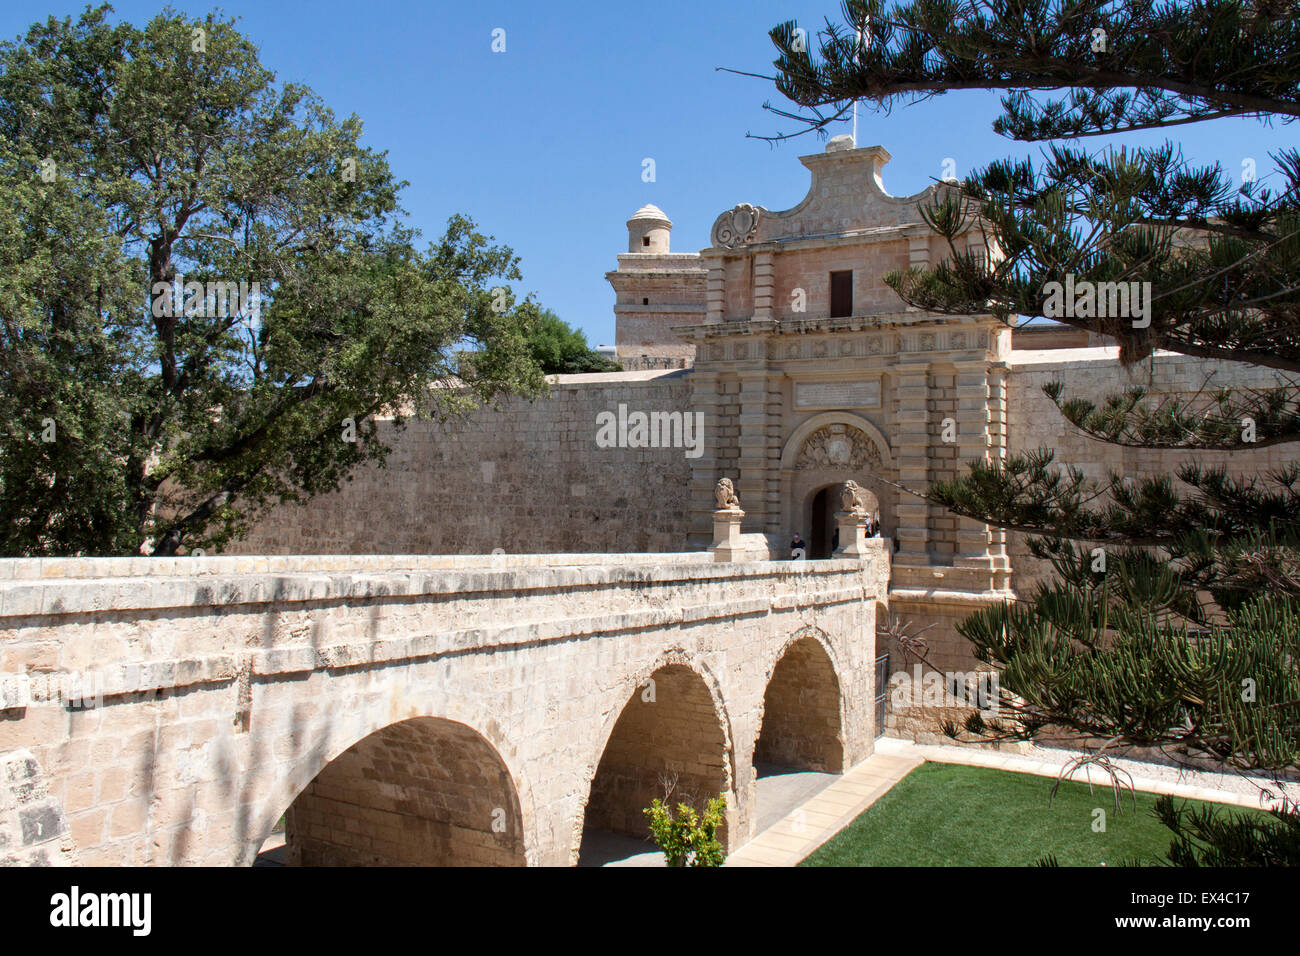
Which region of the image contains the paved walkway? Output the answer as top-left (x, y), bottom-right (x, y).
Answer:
top-left (580, 765), bottom-right (841, 866)
top-left (874, 737), bottom-right (1299, 811)
top-left (725, 750), bottom-right (923, 866)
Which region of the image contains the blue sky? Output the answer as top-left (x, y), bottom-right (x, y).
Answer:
top-left (3, 1), bottom-right (1289, 345)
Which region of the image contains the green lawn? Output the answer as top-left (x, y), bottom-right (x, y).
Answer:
top-left (800, 761), bottom-right (1265, 867)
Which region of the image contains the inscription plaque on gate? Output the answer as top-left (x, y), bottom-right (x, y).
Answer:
top-left (794, 380), bottom-right (880, 409)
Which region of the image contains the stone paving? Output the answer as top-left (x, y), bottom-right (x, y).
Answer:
top-left (725, 750), bottom-right (923, 867)
top-left (878, 738), bottom-right (1300, 811)
top-left (576, 764), bottom-right (840, 867)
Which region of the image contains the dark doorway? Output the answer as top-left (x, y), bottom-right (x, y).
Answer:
top-left (830, 270), bottom-right (853, 318)
top-left (810, 486), bottom-right (839, 559)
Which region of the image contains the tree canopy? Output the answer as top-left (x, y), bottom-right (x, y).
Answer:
top-left (0, 5), bottom-right (547, 556)
top-left (523, 306), bottom-right (621, 374)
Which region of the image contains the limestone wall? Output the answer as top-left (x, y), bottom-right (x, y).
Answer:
top-left (757, 243), bottom-right (914, 323)
top-left (881, 669), bottom-right (1029, 754)
top-left (228, 370), bottom-right (697, 556)
top-left (0, 749), bottom-right (78, 865)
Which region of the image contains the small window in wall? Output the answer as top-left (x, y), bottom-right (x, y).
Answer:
top-left (830, 270), bottom-right (853, 318)
top-left (642, 236), bottom-right (651, 247)
top-left (642, 297), bottom-right (649, 305)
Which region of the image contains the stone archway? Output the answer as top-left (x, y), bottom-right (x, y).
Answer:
top-left (755, 633), bottom-right (845, 773)
top-left (748, 629), bottom-right (847, 835)
top-left (781, 413), bottom-right (892, 544)
top-left (807, 480), bottom-right (882, 557)
top-left (281, 716), bottom-right (526, 866)
top-left (579, 663), bottom-right (734, 864)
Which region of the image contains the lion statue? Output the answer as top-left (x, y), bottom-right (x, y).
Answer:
top-left (714, 477), bottom-right (742, 512)
top-left (840, 480), bottom-right (868, 516)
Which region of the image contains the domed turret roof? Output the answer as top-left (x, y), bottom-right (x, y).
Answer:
top-left (628, 203), bottom-right (671, 225)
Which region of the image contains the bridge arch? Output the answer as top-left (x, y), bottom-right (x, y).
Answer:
top-left (753, 625), bottom-right (847, 773)
top-left (260, 714), bottom-right (530, 866)
top-left (576, 654), bottom-right (737, 862)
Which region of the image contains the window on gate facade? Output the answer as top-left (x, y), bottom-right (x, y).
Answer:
top-left (830, 270), bottom-right (853, 318)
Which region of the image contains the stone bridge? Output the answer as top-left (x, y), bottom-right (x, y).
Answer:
top-left (0, 548), bottom-right (888, 866)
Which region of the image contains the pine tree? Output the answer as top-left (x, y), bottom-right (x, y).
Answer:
top-left (764, 0), bottom-right (1300, 864)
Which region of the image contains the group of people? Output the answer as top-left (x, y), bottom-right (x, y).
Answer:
top-left (788, 512), bottom-right (882, 559)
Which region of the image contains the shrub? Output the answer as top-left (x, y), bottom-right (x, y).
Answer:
top-left (644, 793), bottom-right (727, 867)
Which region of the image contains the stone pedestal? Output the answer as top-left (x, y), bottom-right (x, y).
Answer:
top-left (711, 508), bottom-right (746, 562)
top-left (832, 510), bottom-right (869, 559)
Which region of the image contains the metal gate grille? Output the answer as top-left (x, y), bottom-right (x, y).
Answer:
top-left (874, 653), bottom-right (889, 738)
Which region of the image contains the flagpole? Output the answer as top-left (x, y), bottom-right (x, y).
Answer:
top-left (852, 17), bottom-right (868, 145)
top-left (853, 22), bottom-right (861, 145)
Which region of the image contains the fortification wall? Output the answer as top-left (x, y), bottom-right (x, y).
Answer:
top-left (231, 347), bottom-right (1290, 584)
top-left (229, 371), bottom-right (696, 556)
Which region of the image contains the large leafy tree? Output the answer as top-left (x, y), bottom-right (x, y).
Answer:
top-left (0, 5), bottom-right (545, 556)
top-left (523, 307), bottom-right (621, 374)
top-left (765, 0), bottom-right (1300, 863)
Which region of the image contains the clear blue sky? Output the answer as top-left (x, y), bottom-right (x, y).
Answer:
top-left (3, 1), bottom-right (1288, 346)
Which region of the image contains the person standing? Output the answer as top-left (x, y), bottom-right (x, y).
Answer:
top-left (789, 532), bottom-right (806, 559)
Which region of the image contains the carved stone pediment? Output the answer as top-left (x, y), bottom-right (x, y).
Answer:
top-left (710, 203), bottom-right (763, 249)
top-left (795, 424), bottom-right (882, 471)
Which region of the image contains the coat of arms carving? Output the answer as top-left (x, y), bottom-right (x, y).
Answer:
top-left (710, 203), bottom-right (763, 249)
top-left (795, 424), bottom-right (882, 470)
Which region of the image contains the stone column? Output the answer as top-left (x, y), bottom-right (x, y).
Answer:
top-left (763, 374), bottom-right (784, 532)
top-left (711, 507), bottom-right (746, 562)
top-left (705, 263), bottom-right (725, 323)
top-left (897, 235), bottom-right (934, 560)
top-left (907, 235), bottom-right (931, 304)
top-left (752, 250), bottom-right (775, 321)
top-left (986, 362), bottom-right (1011, 580)
top-left (894, 362), bottom-right (931, 561)
top-left (735, 367), bottom-right (770, 531)
top-left (833, 509), bottom-right (869, 558)
top-left (952, 360), bottom-right (993, 567)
